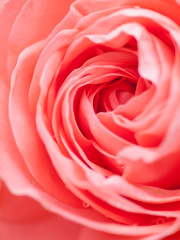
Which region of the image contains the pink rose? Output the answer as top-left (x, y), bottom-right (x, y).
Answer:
top-left (1, 0), bottom-right (180, 239)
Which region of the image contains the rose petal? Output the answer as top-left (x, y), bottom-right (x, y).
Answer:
top-left (0, 183), bottom-right (82, 240)
top-left (8, 0), bottom-right (74, 74)
top-left (0, 0), bottom-right (26, 77)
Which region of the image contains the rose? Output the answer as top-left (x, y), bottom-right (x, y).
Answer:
top-left (1, 0), bottom-right (180, 239)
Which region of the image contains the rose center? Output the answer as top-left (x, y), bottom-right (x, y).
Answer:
top-left (93, 76), bottom-right (151, 115)
top-left (94, 77), bottom-right (136, 113)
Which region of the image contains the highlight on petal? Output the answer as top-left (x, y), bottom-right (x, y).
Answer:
top-left (0, 0), bottom-right (27, 76)
top-left (8, 0), bottom-right (75, 74)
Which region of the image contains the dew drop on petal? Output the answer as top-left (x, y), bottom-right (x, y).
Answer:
top-left (120, 164), bottom-right (124, 171)
top-left (134, 6), bottom-right (141, 9)
top-left (30, 180), bottom-right (35, 185)
top-left (132, 223), bottom-right (138, 226)
top-left (151, 217), bottom-right (165, 225)
top-left (157, 218), bottom-right (165, 224)
top-left (82, 202), bottom-right (90, 208)
top-left (117, 160), bottom-right (125, 174)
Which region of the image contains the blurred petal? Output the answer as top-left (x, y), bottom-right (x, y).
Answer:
top-left (0, 183), bottom-right (82, 240)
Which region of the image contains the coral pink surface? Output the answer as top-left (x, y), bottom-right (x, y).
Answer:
top-left (1, 0), bottom-right (180, 239)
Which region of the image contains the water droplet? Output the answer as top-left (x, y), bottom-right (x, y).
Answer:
top-left (30, 180), bottom-right (35, 185)
top-left (132, 223), bottom-right (138, 226)
top-left (151, 217), bottom-right (165, 225)
top-left (116, 159), bottom-right (125, 174)
top-left (82, 202), bottom-right (90, 208)
top-left (117, 162), bottom-right (125, 174)
top-left (134, 6), bottom-right (141, 9)
top-left (120, 164), bottom-right (124, 171)
top-left (157, 218), bottom-right (165, 224)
